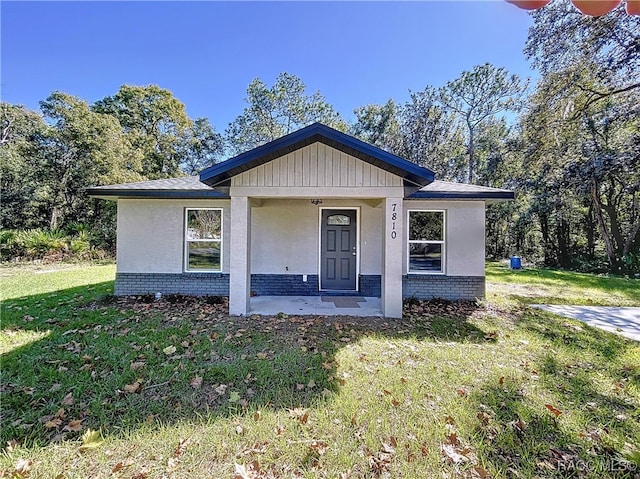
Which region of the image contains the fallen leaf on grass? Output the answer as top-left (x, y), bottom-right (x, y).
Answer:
top-left (189, 376), bottom-right (203, 389)
top-left (13, 458), bottom-right (32, 477)
top-left (509, 418), bottom-right (527, 433)
top-left (234, 463), bottom-right (255, 479)
top-left (63, 419), bottom-right (83, 432)
top-left (45, 418), bottom-right (63, 429)
top-left (545, 404), bottom-right (563, 417)
top-left (112, 462), bottom-right (124, 473)
top-left (456, 387), bottom-right (469, 396)
top-left (215, 384), bottom-right (228, 395)
top-left (61, 392), bottom-right (74, 406)
top-left (79, 429), bottom-right (103, 451)
top-left (173, 437), bottom-right (192, 457)
top-left (289, 408), bottom-right (309, 425)
top-left (440, 443), bottom-right (471, 464)
top-left (130, 361), bottom-right (145, 371)
top-left (162, 345), bottom-right (177, 355)
top-left (124, 381), bottom-right (141, 394)
top-left (309, 440), bottom-right (328, 456)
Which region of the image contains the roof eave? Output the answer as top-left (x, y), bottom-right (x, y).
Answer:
top-left (86, 189), bottom-right (229, 200)
top-left (407, 191), bottom-right (515, 201)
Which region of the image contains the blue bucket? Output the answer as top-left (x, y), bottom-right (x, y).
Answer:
top-left (510, 256), bottom-right (522, 270)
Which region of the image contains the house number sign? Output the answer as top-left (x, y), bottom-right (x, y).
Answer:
top-left (390, 203), bottom-right (398, 239)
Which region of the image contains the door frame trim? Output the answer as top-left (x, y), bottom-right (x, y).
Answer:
top-left (318, 207), bottom-right (360, 292)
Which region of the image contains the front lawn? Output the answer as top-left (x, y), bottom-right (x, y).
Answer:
top-left (1, 263), bottom-right (638, 478)
top-left (486, 261), bottom-right (640, 306)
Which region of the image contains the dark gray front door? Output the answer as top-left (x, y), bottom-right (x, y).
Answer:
top-left (321, 209), bottom-right (357, 290)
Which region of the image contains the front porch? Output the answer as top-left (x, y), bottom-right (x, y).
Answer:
top-left (249, 295), bottom-right (383, 317)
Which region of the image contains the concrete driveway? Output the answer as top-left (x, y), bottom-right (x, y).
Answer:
top-left (532, 305), bottom-right (640, 342)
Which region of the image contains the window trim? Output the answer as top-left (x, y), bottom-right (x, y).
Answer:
top-left (184, 207), bottom-right (223, 273)
top-left (407, 209), bottom-right (446, 275)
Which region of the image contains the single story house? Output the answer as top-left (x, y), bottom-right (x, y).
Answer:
top-left (88, 123), bottom-right (513, 318)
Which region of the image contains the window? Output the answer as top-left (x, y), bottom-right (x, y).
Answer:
top-left (327, 214), bottom-right (351, 226)
top-left (408, 210), bottom-right (445, 273)
top-left (185, 208), bottom-right (222, 272)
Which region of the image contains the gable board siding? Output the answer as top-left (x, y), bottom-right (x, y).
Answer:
top-left (231, 143), bottom-right (402, 188)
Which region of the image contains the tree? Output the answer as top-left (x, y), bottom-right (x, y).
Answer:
top-left (0, 103), bottom-right (48, 229)
top-left (93, 85), bottom-right (192, 178)
top-left (226, 73), bottom-right (347, 154)
top-left (350, 100), bottom-right (403, 153)
top-left (39, 92), bottom-right (142, 229)
top-left (180, 118), bottom-right (224, 175)
top-left (438, 63), bottom-right (527, 183)
top-left (398, 86), bottom-right (466, 180)
top-left (525, 0), bottom-right (639, 111)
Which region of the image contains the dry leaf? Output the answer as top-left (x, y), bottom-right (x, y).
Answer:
top-left (79, 429), bottom-right (103, 451)
top-left (189, 376), bottom-right (203, 389)
top-left (215, 384), bottom-right (228, 395)
top-left (473, 466), bottom-right (489, 478)
top-left (14, 458), bottom-right (32, 476)
top-left (61, 392), bottom-right (74, 406)
top-left (124, 381), bottom-right (141, 394)
top-left (234, 463), bottom-right (254, 479)
top-left (173, 437), bottom-right (192, 457)
top-left (545, 404), bottom-right (563, 417)
top-left (130, 361), bottom-right (145, 371)
top-left (163, 345), bottom-right (177, 355)
top-left (309, 440), bottom-right (328, 456)
top-left (112, 462), bottom-right (124, 473)
top-left (456, 387), bottom-right (469, 396)
top-left (440, 443), bottom-right (469, 464)
top-left (63, 419), bottom-right (83, 432)
top-left (45, 418), bottom-right (63, 429)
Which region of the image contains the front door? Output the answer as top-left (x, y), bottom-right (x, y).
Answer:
top-left (320, 209), bottom-right (357, 290)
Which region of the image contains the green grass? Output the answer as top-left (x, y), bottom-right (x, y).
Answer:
top-left (1, 263), bottom-right (639, 478)
top-left (486, 261), bottom-right (640, 306)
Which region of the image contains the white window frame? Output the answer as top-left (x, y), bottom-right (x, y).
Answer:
top-left (184, 207), bottom-right (223, 273)
top-left (407, 209), bottom-right (446, 275)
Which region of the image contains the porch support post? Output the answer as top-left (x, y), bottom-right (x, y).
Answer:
top-left (382, 197), bottom-right (403, 318)
top-left (229, 196), bottom-right (251, 315)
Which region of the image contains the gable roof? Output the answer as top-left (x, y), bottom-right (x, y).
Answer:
top-left (199, 122), bottom-right (435, 187)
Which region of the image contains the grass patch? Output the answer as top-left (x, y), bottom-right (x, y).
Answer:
top-left (486, 261), bottom-right (640, 306)
top-left (1, 264), bottom-right (639, 478)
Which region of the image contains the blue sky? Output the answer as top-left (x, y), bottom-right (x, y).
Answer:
top-left (1, 1), bottom-right (535, 131)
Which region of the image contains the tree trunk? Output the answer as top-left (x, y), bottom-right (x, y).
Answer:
top-left (539, 212), bottom-right (553, 265)
top-left (556, 215), bottom-right (572, 268)
top-left (50, 206), bottom-right (61, 230)
top-left (467, 124), bottom-right (475, 184)
top-left (591, 179), bottom-right (618, 269)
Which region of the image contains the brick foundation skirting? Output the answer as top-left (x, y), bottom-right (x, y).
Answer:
top-left (402, 275), bottom-right (485, 301)
top-left (115, 273), bottom-right (482, 301)
top-left (115, 272), bottom-right (229, 296)
top-left (251, 274), bottom-right (382, 297)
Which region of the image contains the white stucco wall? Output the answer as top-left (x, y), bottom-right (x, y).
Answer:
top-left (249, 199), bottom-right (383, 275)
top-left (116, 197), bottom-right (485, 278)
top-left (403, 200), bottom-right (486, 277)
top-left (116, 199), bottom-right (231, 273)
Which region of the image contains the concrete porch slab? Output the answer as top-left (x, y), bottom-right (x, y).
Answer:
top-left (249, 296), bottom-right (383, 317)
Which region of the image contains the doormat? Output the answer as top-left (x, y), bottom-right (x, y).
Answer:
top-left (320, 297), bottom-right (366, 308)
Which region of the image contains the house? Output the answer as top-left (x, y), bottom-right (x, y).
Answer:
top-left (88, 123), bottom-right (514, 318)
